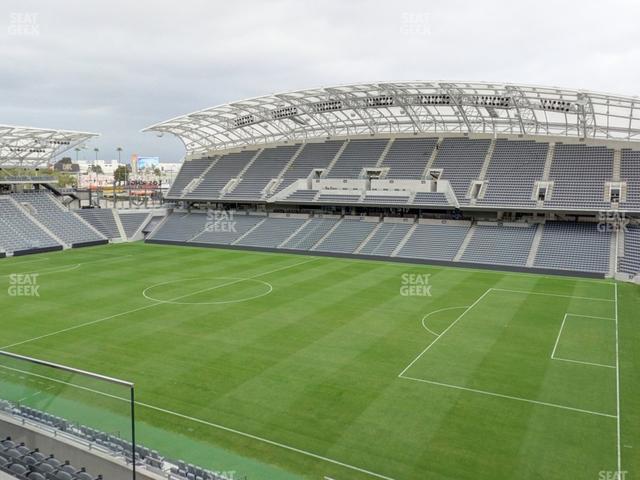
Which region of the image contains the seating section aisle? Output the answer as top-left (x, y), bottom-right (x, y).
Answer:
top-left (191, 215), bottom-right (264, 245)
top-left (236, 217), bottom-right (307, 248)
top-left (149, 213), bottom-right (207, 242)
top-left (185, 151), bottom-right (255, 199)
top-left (460, 224), bottom-right (537, 266)
top-left (225, 144), bottom-right (300, 200)
top-left (619, 225), bottom-right (640, 276)
top-left (545, 144), bottom-right (613, 209)
top-left (118, 212), bottom-right (150, 238)
top-left (381, 138), bottom-right (437, 179)
top-left (397, 222), bottom-right (470, 261)
top-left (358, 223), bottom-right (411, 256)
top-left (167, 157), bottom-right (214, 197)
top-left (326, 139), bottom-right (388, 178)
top-left (431, 138), bottom-right (491, 204)
top-left (12, 192), bottom-right (104, 246)
top-left (147, 212), bottom-right (621, 276)
top-left (621, 149), bottom-right (640, 210)
top-left (276, 141), bottom-right (344, 192)
top-left (75, 208), bottom-right (121, 239)
top-left (314, 219), bottom-right (377, 253)
top-left (280, 218), bottom-right (339, 250)
top-left (0, 197), bottom-right (60, 254)
top-left (478, 140), bottom-right (548, 207)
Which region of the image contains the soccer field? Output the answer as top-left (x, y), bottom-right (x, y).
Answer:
top-left (0, 243), bottom-right (638, 480)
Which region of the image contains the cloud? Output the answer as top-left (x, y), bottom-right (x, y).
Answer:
top-left (1, 0), bottom-right (639, 162)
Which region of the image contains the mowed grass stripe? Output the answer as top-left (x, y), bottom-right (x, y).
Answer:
top-left (2, 252), bottom-right (318, 351)
top-left (0, 244), bottom-right (633, 480)
top-left (403, 289), bottom-right (616, 415)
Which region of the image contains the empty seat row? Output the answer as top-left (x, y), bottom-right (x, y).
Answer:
top-left (0, 197), bottom-right (60, 253)
top-left (12, 192), bottom-right (104, 246)
top-left (118, 212), bottom-right (150, 238)
top-left (225, 144), bottom-right (300, 200)
top-left (397, 222), bottom-right (469, 260)
top-left (314, 219), bottom-right (377, 253)
top-left (533, 221), bottom-right (611, 273)
top-left (358, 223), bottom-right (412, 256)
top-left (1, 435), bottom-right (101, 480)
top-left (618, 225), bottom-right (640, 276)
top-left (236, 217), bottom-right (306, 248)
top-left (478, 139), bottom-right (548, 207)
top-left (147, 212), bottom-right (621, 275)
top-left (163, 137), bottom-right (640, 213)
top-left (461, 224), bottom-right (537, 266)
top-left (325, 139), bottom-right (389, 178)
top-left (74, 209), bottom-right (120, 239)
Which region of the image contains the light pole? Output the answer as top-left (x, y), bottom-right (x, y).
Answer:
top-left (92, 148), bottom-right (99, 206)
top-left (116, 147), bottom-right (123, 208)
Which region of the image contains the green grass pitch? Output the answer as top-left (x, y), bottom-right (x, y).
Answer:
top-left (0, 242), bottom-right (638, 480)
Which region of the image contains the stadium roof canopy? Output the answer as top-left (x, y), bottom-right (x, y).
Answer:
top-left (0, 124), bottom-right (99, 168)
top-left (144, 81), bottom-right (640, 154)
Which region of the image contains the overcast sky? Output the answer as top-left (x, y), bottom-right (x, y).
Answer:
top-left (2, 0), bottom-right (639, 163)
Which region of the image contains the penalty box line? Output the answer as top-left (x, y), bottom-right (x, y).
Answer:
top-left (400, 286), bottom-right (615, 378)
top-left (398, 287), bottom-right (618, 419)
top-left (399, 375), bottom-right (616, 419)
top-left (0, 257), bottom-right (320, 351)
top-left (550, 314), bottom-right (616, 369)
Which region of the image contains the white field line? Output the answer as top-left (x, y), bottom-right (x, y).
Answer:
top-left (136, 401), bottom-right (396, 480)
top-left (398, 289), bottom-right (492, 377)
top-left (615, 282), bottom-right (621, 476)
top-left (551, 357), bottom-right (616, 369)
top-left (1, 257), bottom-right (319, 350)
top-left (1, 254), bottom-right (133, 278)
top-left (142, 277), bottom-right (274, 305)
top-left (550, 314), bottom-right (617, 368)
top-left (0, 257), bottom-right (50, 267)
top-left (550, 314), bottom-right (569, 360)
top-left (0, 363), bottom-right (396, 480)
top-left (399, 375), bottom-right (616, 419)
top-left (2, 263), bottom-right (82, 277)
top-left (0, 364), bottom-right (128, 403)
top-left (563, 314), bottom-right (615, 321)
top-left (17, 384), bottom-right (56, 403)
top-left (420, 306), bottom-right (469, 336)
top-left (401, 286), bottom-right (619, 419)
top-left (491, 287), bottom-right (614, 302)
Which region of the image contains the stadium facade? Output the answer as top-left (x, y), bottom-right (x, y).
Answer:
top-left (139, 81), bottom-right (640, 280)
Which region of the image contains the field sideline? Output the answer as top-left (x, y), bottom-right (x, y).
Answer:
top-left (0, 242), bottom-right (638, 480)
